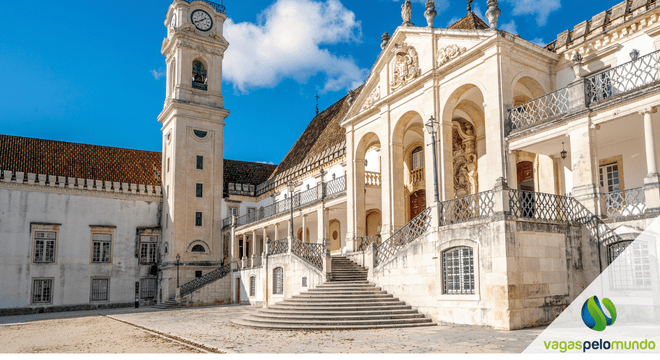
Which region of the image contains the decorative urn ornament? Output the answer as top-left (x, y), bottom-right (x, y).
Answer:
top-left (485, 0), bottom-right (501, 30)
top-left (424, 1), bottom-right (437, 28)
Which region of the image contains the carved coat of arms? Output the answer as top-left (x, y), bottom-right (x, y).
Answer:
top-left (437, 44), bottom-right (467, 67)
top-left (390, 43), bottom-right (421, 91)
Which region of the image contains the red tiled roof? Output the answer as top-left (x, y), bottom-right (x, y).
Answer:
top-left (448, 12), bottom-right (490, 30)
top-left (0, 134), bottom-right (162, 186)
top-left (223, 159), bottom-right (277, 197)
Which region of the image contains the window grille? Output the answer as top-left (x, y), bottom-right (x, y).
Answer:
top-left (443, 247), bottom-right (475, 294)
top-left (412, 147), bottom-right (424, 170)
top-left (192, 61), bottom-right (208, 91)
top-left (229, 207), bottom-right (238, 216)
top-left (195, 212), bottom-right (203, 226)
top-left (139, 236), bottom-right (157, 264)
top-left (91, 279), bottom-right (108, 301)
top-left (195, 271), bottom-right (203, 278)
top-left (250, 276), bottom-right (256, 297)
top-left (140, 278), bottom-right (156, 299)
top-left (197, 155), bottom-right (204, 170)
top-left (273, 267), bottom-right (284, 295)
top-left (191, 245), bottom-right (205, 253)
top-left (32, 279), bottom-right (52, 303)
top-left (196, 183), bottom-right (203, 198)
top-left (34, 231), bottom-right (56, 263)
top-left (600, 162), bottom-right (621, 192)
top-left (92, 234), bottom-right (112, 263)
top-left (609, 241), bottom-right (651, 290)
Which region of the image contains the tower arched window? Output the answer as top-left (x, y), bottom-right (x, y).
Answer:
top-left (191, 244), bottom-right (206, 253)
top-left (192, 61), bottom-right (208, 91)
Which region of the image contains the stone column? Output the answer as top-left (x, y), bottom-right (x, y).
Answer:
top-left (439, 120), bottom-right (454, 200)
top-left (569, 118), bottom-right (602, 215)
top-left (230, 225), bottom-right (236, 261)
top-left (508, 150), bottom-right (519, 190)
top-left (274, 223), bottom-right (280, 240)
top-left (551, 155), bottom-right (566, 196)
top-left (390, 143), bottom-right (406, 231)
top-left (354, 159), bottom-right (366, 244)
top-left (302, 214), bottom-right (308, 243)
top-left (262, 227), bottom-right (268, 256)
top-left (317, 205), bottom-right (326, 246)
top-left (251, 230), bottom-right (257, 257)
top-left (642, 107), bottom-right (660, 213)
top-left (345, 126), bottom-right (356, 247)
top-left (242, 234), bottom-right (247, 259)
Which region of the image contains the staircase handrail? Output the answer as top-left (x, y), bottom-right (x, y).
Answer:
top-left (291, 237), bottom-right (324, 271)
top-left (180, 263), bottom-right (231, 297)
top-left (267, 238), bottom-right (289, 256)
top-left (375, 207), bottom-right (432, 267)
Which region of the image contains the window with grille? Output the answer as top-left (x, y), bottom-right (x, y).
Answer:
top-left (250, 276), bottom-right (256, 297)
top-left (443, 247), bottom-right (475, 294)
top-left (139, 236), bottom-right (157, 264)
top-left (196, 183), bottom-right (203, 198)
top-left (599, 162), bottom-right (620, 192)
top-left (34, 231), bottom-right (56, 263)
top-left (140, 278), bottom-right (156, 299)
top-left (32, 279), bottom-right (52, 304)
top-left (92, 234), bottom-right (112, 263)
top-left (192, 61), bottom-right (208, 91)
top-left (273, 267), bottom-right (284, 295)
top-left (608, 241), bottom-right (651, 290)
top-left (248, 208), bottom-right (256, 221)
top-left (197, 155), bottom-right (204, 170)
top-left (229, 207), bottom-right (238, 217)
top-left (91, 279), bottom-right (109, 301)
top-left (195, 212), bottom-right (203, 227)
top-left (191, 245), bottom-right (205, 253)
top-left (412, 147), bottom-right (424, 170)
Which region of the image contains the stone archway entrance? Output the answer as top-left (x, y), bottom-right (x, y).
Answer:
top-left (328, 220), bottom-right (341, 253)
top-left (409, 190), bottom-right (426, 220)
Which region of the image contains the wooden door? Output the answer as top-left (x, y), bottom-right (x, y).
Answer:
top-left (517, 161), bottom-right (534, 191)
top-left (409, 190), bottom-right (426, 220)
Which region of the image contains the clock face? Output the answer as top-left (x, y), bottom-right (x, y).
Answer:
top-left (191, 10), bottom-right (213, 31)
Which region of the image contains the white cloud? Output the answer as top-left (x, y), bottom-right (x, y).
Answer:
top-left (503, 0), bottom-right (561, 27)
top-left (223, 0), bottom-right (368, 93)
top-left (531, 38), bottom-right (547, 47)
top-left (257, 161), bottom-right (276, 165)
top-left (500, 20), bottom-right (517, 35)
top-left (150, 68), bottom-right (166, 80)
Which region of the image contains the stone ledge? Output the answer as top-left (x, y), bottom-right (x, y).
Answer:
top-left (0, 302), bottom-right (134, 317)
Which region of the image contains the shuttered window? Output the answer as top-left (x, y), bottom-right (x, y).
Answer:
top-left (273, 267), bottom-right (284, 295)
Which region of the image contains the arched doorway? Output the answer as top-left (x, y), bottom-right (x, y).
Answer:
top-left (328, 220), bottom-right (341, 253)
top-left (365, 210), bottom-right (382, 236)
top-left (409, 190), bottom-right (426, 220)
top-left (297, 228), bottom-right (310, 243)
top-left (517, 161), bottom-right (534, 191)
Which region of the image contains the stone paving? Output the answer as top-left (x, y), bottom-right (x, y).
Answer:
top-left (0, 305), bottom-right (545, 353)
top-left (107, 305), bottom-right (544, 353)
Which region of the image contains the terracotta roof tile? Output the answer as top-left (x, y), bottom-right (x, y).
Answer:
top-left (223, 159), bottom-right (277, 197)
top-left (448, 12), bottom-right (489, 30)
top-left (0, 134), bottom-right (162, 185)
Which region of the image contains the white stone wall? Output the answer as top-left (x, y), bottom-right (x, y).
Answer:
top-left (0, 186), bottom-right (160, 310)
top-left (264, 253), bottom-right (325, 306)
top-left (180, 275), bottom-right (232, 307)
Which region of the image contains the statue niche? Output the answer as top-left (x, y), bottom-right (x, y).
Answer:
top-left (453, 119), bottom-right (478, 197)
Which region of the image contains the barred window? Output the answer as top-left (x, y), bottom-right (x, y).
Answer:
top-left (140, 278), bottom-right (156, 299)
top-left (34, 231), bottom-right (56, 263)
top-left (609, 241), bottom-right (651, 290)
top-left (195, 212), bottom-right (203, 227)
top-left (32, 279), bottom-right (52, 304)
top-left (196, 183), bottom-right (203, 198)
top-left (197, 155), bottom-right (204, 170)
top-left (192, 245), bottom-right (205, 253)
top-left (443, 247), bottom-right (475, 295)
top-left (139, 236), bottom-right (158, 264)
top-left (250, 276), bottom-right (256, 297)
top-left (91, 279), bottom-right (109, 301)
top-left (273, 267), bottom-right (284, 295)
top-left (92, 234), bottom-right (112, 263)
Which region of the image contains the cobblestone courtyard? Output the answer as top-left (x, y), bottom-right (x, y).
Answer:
top-left (0, 305), bottom-right (544, 353)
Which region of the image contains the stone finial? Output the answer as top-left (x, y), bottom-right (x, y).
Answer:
top-left (401, 0), bottom-right (414, 27)
top-left (381, 32), bottom-right (390, 50)
top-left (571, 52), bottom-right (584, 79)
top-left (485, 0), bottom-right (501, 30)
top-left (347, 89), bottom-right (356, 106)
top-left (424, 1), bottom-right (437, 28)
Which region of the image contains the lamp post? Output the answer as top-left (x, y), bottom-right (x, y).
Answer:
top-left (175, 254), bottom-right (181, 288)
top-left (288, 182), bottom-right (296, 238)
top-left (425, 116), bottom-right (440, 204)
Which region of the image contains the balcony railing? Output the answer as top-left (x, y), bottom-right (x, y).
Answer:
top-left (375, 207), bottom-right (432, 267)
top-left (222, 217), bottom-right (231, 229)
top-left (587, 50), bottom-right (660, 104)
top-left (356, 234), bottom-right (382, 251)
top-left (411, 168), bottom-right (424, 185)
top-left (605, 187), bottom-right (646, 218)
top-left (438, 191), bottom-right (495, 226)
top-left (179, 0), bottom-right (226, 13)
top-left (234, 176), bottom-right (347, 229)
top-left (365, 171), bottom-right (382, 187)
top-left (508, 190), bottom-right (572, 222)
top-left (508, 88), bottom-right (570, 132)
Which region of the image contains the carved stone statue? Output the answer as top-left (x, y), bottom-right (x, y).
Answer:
top-left (424, 0), bottom-right (437, 28)
top-left (381, 32), bottom-right (390, 50)
top-left (401, 0), bottom-right (414, 27)
top-left (390, 43), bottom-right (421, 91)
top-left (452, 119), bottom-right (478, 197)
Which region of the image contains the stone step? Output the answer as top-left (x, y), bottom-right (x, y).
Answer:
top-left (249, 313), bottom-right (427, 321)
top-left (258, 308), bottom-right (418, 316)
top-left (301, 290), bottom-right (385, 295)
top-left (268, 304), bottom-right (413, 311)
top-left (292, 293), bottom-right (393, 299)
top-left (241, 315), bottom-right (433, 327)
top-left (308, 286), bottom-right (380, 291)
top-left (316, 282), bottom-right (374, 287)
top-left (277, 300), bottom-right (405, 307)
top-left (232, 318), bottom-right (435, 330)
top-left (322, 281), bottom-right (370, 285)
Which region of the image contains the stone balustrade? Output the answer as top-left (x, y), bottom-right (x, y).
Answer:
top-left (410, 168), bottom-right (424, 185)
top-left (365, 171), bottom-right (382, 186)
top-left (0, 170), bottom-right (162, 197)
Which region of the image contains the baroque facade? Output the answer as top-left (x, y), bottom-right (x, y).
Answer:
top-left (1, 0), bottom-right (659, 330)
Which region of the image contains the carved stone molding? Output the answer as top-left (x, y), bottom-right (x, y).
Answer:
top-left (362, 86), bottom-right (381, 110)
top-left (178, 40), bottom-right (224, 56)
top-left (437, 44), bottom-right (467, 67)
top-left (390, 43), bottom-right (421, 91)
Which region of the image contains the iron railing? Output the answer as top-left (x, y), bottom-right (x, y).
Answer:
top-left (375, 207), bottom-right (432, 267)
top-left (291, 237), bottom-right (324, 271)
top-left (438, 191), bottom-right (495, 226)
top-left (605, 187), bottom-right (646, 218)
top-left (222, 217), bottom-right (232, 229)
top-left (180, 263), bottom-right (231, 297)
top-left (508, 190), bottom-right (572, 222)
top-left (233, 176), bottom-right (347, 229)
top-left (268, 238), bottom-right (288, 256)
top-left (587, 50), bottom-right (660, 104)
top-left (356, 234), bottom-right (382, 251)
top-left (508, 88), bottom-right (570, 131)
top-left (179, 0), bottom-right (226, 13)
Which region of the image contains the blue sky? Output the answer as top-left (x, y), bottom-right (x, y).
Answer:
top-left (0, 0), bottom-right (623, 164)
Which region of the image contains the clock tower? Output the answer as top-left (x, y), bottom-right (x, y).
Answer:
top-left (157, 0), bottom-right (230, 300)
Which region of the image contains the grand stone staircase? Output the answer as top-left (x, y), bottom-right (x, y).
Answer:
top-left (233, 256), bottom-right (434, 330)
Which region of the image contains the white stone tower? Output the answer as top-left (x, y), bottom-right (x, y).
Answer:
top-left (158, 0), bottom-right (230, 300)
